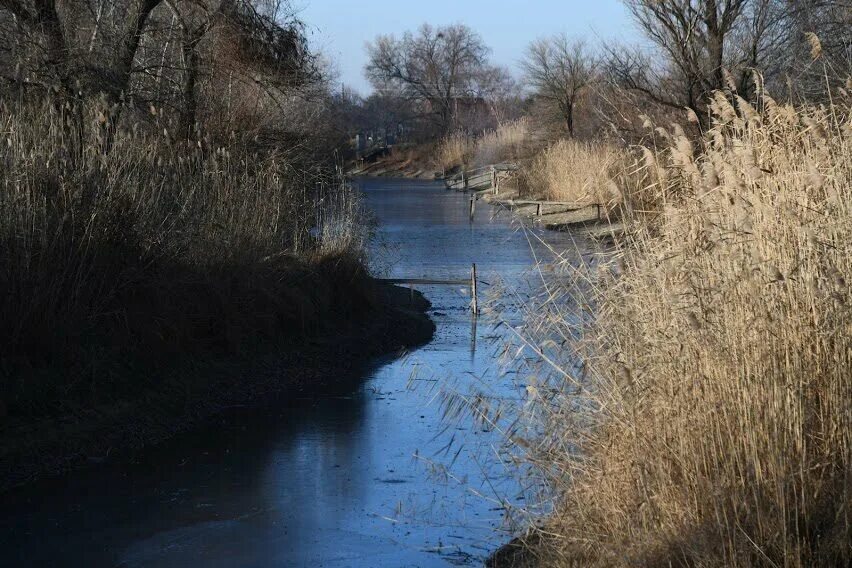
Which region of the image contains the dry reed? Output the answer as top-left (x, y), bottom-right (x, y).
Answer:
top-left (0, 98), bottom-right (368, 415)
top-left (437, 132), bottom-right (475, 172)
top-left (506, 84), bottom-right (852, 566)
top-left (437, 119), bottom-right (532, 172)
top-left (523, 139), bottom-right (630, 207)
top-left (472, 119), bottom-right (531, 167)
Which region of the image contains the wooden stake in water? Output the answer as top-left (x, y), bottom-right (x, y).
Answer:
top-left (471, 263), bottom-right (478, 315)
top-left (469, 196), bottom-right (476, 221)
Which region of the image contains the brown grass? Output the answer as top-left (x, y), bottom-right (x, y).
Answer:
top-left (437, 132), bottom-right (475, 172)
top-left (522, 139), bottom-right (631, 206)
top-left (0, 98), bottom-right (369, 416)
top-left (507, 84), bottom-right (852, 566)
top-left (437, 119), bottom-right (532, 173)
top-left (472, 119), bottom-right (531, 167)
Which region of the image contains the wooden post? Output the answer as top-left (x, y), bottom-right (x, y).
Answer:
top-left (469, 196), bottom-right (476, 221)
top-left (462, 169), bottom-right (468, 190)
top-left (596, 203), bottom-right (601, 220)
top-left (471, 263), bottom-right (478, 315)
top-left (536, 202), bottom-right (542, 217)
top-left (491, 167), bottom-right (497, 194)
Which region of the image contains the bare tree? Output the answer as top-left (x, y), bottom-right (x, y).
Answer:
top-left (522, 35), bottom-right (597, 137)
top-left (0, 0), bottom-right (165, 97)
top-left (781, 0), bottom-right (852, 99)
top-left (610, 0), bottom-right (850, 118)
top-left (0, 0), bottom-right (76, 94)
top-left (365, 23), bottom-right (496, 133)
top-left (162, 0), bottom-right (232, 138)
top-left (611, 0), bottom-right (750, 123)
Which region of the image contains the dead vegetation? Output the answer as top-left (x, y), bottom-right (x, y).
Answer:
top-left (523, 139), bottom-right (628, 206)
top-left (0, 0), bottom-right (389, 426)
top-left (501, 78), bottom-right (852, 566)
top-left (0, 96), bottom-right (371, 418)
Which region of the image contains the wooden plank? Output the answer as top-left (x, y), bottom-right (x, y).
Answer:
top-left (378, 278), bottom-right (471, 286)
top-left (471, 264), bottom-right (478, 315)
top-left (508, 199), bottom-right (591, 208)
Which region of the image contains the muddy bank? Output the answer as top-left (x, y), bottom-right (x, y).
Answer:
top-left (0, 280), bottom-right (434, 494)
top-left (348, 147), bottom-right (440, 179)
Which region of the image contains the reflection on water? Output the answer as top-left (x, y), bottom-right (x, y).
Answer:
top-left (0, 178), bottom-right (584, 567)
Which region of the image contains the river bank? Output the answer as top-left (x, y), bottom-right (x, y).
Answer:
top-left (0, 279), bottom-right (435, 494)
top-left (349, 148), bottom-right (440, 179)
top-left (353, 157), bottom-right (624, 244)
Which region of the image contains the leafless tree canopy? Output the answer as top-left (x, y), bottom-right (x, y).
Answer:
top-left (522, 35), bottom-right (598, 137)
top-left (613, 0), bottom-right (750, 118)
top-left (365, 23), bottom-right (507, 133)
top-left (609, 0), bottom-right (851, 123)
top-left (0, 0), bottom-right (321, 148)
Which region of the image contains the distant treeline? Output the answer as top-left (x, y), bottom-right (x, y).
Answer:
top-left (343, 1), bottom-right (850, 146)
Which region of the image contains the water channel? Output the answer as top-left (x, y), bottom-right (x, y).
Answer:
top-left (0, 177), bottom-right (586, 567)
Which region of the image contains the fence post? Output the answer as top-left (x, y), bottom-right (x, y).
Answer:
top-left (491, 166), bottom-right (497, 194)
top-left (471, 263), bottom-right (478, 315)
top-left (469, 196), bottom-right (476, 221)
top-left (536, 202), bottom-right (542, 217)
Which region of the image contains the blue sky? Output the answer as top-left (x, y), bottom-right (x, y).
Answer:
top-left (296, 1), bottom-right (639, 94)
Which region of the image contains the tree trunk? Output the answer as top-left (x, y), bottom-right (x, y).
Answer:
top-left (566, 103), bottom-right (575, 138)
top-left (112, 0), bottom-right (163, 100)
top-left (102, 0), bottom-right (163, 152)
top-left (35, 1), bottom-right (71, 94)
top-left (704, 0), bottom-right (726, 91)
top-left (179, 39), bottom-right (200, 139)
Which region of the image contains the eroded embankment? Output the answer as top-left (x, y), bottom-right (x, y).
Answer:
top-left (0, 276), bottom-right (435, 494)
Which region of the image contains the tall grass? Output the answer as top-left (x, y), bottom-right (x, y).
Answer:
top-left (472, 119), bottom-right (531, 167)
top-left (508, 84), bottom-right (852, 565)
top-left (437, 131), bottom-right (475, 172)
top-left (436, 119), bottom-right (531, 172)
top-left (0, 98), bottom-right (368, 415)
top-left (522, 139), bottom-right (630, 206)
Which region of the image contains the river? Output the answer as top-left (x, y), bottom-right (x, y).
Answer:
top-left (0, 177), bottom-right (585, 567)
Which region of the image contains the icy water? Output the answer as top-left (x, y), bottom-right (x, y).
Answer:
top-left (0, 178), bottom-right (584, 567)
